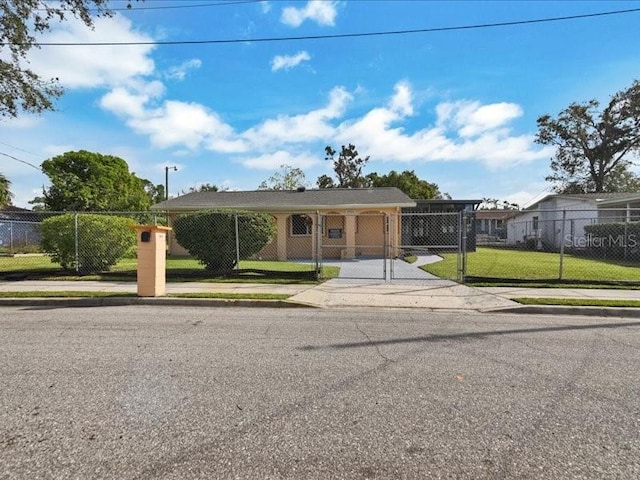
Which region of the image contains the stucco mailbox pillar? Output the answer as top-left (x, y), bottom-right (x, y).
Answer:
top-left (133, 225), bottom-right (172, 297)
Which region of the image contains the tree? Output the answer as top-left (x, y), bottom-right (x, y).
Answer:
top-left (536, 80), bottom-right (640, 193)
top-left (141, 180), bottom-right (165, 205)
top-left (0, 0), bottom-right (121, 118)
top-left (37, 150), bottom-right (151, 211)
top-left (0, 173), bottom-right (13, 206)
top-left (181, 183), bottom-right (219, 195)
top-left (173, 210), bottom-right (276, 273)
top-left (317, 144), bottom-right (370, 188)
top-left (259, 164), bottom-right (307, 190)
top-left (366, 170), bottom-right (446, 199)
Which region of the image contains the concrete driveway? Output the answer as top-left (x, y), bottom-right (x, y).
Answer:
top-left (321, 254), bottom-right (451, 282)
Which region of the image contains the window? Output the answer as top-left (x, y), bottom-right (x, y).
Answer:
top-left (291, 214), bottom-right (312, 236)
top-left (532, 216), bottom-right (539, 231)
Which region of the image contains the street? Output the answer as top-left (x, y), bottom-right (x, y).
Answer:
top-left (1, 306), bottom-right (639, 479)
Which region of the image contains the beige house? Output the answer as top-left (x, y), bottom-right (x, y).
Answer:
top-left (151, 187), bottom-right (416, 260)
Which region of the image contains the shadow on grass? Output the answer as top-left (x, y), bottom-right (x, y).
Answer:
top-left (2, 267), bottom-right (323, 284)
top-left (465, 276), bottom-right (640, 289)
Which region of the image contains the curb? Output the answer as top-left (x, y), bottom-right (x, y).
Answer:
top-left (0, 297), bottom-right (315, 309)
top-left (485, 305), bottom-right (640, 318)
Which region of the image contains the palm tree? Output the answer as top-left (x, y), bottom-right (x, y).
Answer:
top-left (0, 172), bottom-right (14, 206)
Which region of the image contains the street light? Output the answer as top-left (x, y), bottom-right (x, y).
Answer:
top-left (165, 166), bottom-right (177, 200)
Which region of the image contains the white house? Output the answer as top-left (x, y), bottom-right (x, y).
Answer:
top-left (506, 193), bottom-right (640, 250)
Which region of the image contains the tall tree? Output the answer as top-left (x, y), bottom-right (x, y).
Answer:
top-left (36, 150), bottom-right (151, 211)
top-left (0, 173), bottom-right (14, 206)
top-left (258, 164), bottom-right (307, 190)
top-left (366, 170), bottom-right (446, 199)
top-left (181, 183), bottom-right (219, 194)
top-left (0, 0), bottom-right (121, 118)
top-left (318, 144), bottom-right (370, 188)
top-left (536, 79), bottom-right (640, 193)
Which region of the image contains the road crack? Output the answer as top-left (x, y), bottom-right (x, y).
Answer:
top-left (354, 322), bottom-right (395, 363)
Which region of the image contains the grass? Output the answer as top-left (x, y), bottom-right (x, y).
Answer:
top-left (0, 291), bottom-right (290, 300)
top-left (0, 255), bottom-right (339, 284)
top-left (513, 297), bottom-right (640, 308)
top-left (421, 247), bottom-right (640, 287)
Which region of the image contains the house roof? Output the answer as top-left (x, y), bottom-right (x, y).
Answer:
top-left (0, 206), bottom-right (42, 222)
top-left (525, 192), bottom-right (640, 210)
top-left (151, 187), bottom-right (416, 212)
top-left (475, 209), bottom-right (518, 220)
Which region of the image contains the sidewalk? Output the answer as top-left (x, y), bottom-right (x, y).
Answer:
top-left (2, 279), bottom-right (640, 316)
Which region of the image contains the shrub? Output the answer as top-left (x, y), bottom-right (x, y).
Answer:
top-left (173, 210), bottom-right (276, 272)
top-left (584, 222), bottom-right (640, 259)
top-left (41, 214), bottom-right (137, 273)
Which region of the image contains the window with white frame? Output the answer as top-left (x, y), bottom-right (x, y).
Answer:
top-left (291, 214), bottom-right (312, 236)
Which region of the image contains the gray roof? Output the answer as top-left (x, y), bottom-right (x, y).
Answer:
top-left (526, 192), bottom-right (640, 210)
top-left (151, 187), bottom-right (416, 212)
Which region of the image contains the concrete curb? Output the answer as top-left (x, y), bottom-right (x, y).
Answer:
top-left (0, 297), bottom-right (315, 309)
top-left (485, 305), bottom-right (640, 318)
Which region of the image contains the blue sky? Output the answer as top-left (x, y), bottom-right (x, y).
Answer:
top-left (2, 0), bottom-right (640, 209)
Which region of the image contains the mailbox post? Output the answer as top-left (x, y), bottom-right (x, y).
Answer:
top-left (132, 225), bottom-right (172, 297)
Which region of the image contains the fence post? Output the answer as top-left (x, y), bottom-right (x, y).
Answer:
top-left (234, 213), bottom-right (240, 270)
top-left (74, 213), bottom-right (79, 273)
top-left (559, 209), bottom-right (566, 280)
top-left (9, 220), bottom-right (13, 254)
top-left (457, 211), bottom-right (467, 282)
top-left (315, 211), bottom-right (322, 280)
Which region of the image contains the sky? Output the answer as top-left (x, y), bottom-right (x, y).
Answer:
top-left (2, 0), bottom-right (640, 209)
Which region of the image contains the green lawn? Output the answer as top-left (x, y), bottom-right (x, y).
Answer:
top-left (514, 297), bottom-right (640, 308)
top-left (421, 247), bottom-right (640, 285)
top-left (0, 255), bottom-right (339, 284)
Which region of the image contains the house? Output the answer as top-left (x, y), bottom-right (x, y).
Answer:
top-left (475, 209), bottom-right (518, 241)
top-left (401, 199), bottom-right (481, 252)
top-left (0, 206), bottom-right (43, 253)
top-left (505, 193), bottom-right (640, 250)
top-left (151, 187), bottom-right (416, 260)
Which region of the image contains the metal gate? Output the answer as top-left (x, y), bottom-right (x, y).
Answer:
top-left (316, 212), bottom-right (468, 281)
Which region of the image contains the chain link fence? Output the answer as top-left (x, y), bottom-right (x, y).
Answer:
top-left (3, 208), bottom-right (640, 284)
top-left (470, 208), bottom-right (640, 284)
top-left (0, 211), bottom-right (162, 277)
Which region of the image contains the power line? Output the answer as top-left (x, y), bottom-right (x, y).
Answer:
top-left (0, 151), bottom-right (42, 171)
top-left (95, 0), bottom-right (263, 13)
top-left (3, 7), bottom-right (640, 47)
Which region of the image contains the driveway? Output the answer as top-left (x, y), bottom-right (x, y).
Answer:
top-left (321, 254), bottom-right (453, 283)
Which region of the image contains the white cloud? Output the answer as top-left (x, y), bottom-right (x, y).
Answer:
top-left (166, 59), bottom-right (202, 81)
top-left (0, 116), bottom-right (43, 129)
top-left (437, 100), bottom-right (523, 137)
top-left (242, 86), bottom-right (351, 148)
top-left (281, 0), bottom-right (338, 27)
top-left (271, 51), bottom-right (311, 72)
top-left (27, 15), bottom-right (155, 90)
top-left (239, 150), bottom-right (320, 170)
top-left (336, 82), bottom-right (550, 169)
top-left (127, 100), bottom-right (246, 152)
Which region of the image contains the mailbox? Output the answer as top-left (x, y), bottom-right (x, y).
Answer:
top-left (131, 225), bottom-right (172, 297)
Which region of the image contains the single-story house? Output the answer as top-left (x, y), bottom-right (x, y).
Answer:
top-left (475, 209), bottom-right (517, 240)
top-left (506, 193), bottom-right (640, 250)
top-left (0, 206), bottom-right (43, 252)
top-left (151, 187), bottom-right (416, 260)
top-left (401, 199), bottom-right (481, 252)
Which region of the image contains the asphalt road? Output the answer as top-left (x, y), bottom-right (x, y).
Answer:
top-left (1, 306), bottom-right (639, 479)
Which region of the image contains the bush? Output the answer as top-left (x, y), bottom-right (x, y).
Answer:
top-left (584, 221), bottom-right (640, 259)
top-left (41, 214), bottom-right (137, 273)
top-left (173, 210), bottom-right (276, 272)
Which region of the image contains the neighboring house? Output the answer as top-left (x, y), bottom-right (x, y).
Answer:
top-left (505, 193), bottom-right (640, 250)
top-left (475, 209), bottom-right (518, 240)
top-left (151, 187), bottom-right (416, 260)
top-left (401, 199), bottom-right (481, 252)
top-left (0, 206), bottom-right (42, 252)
